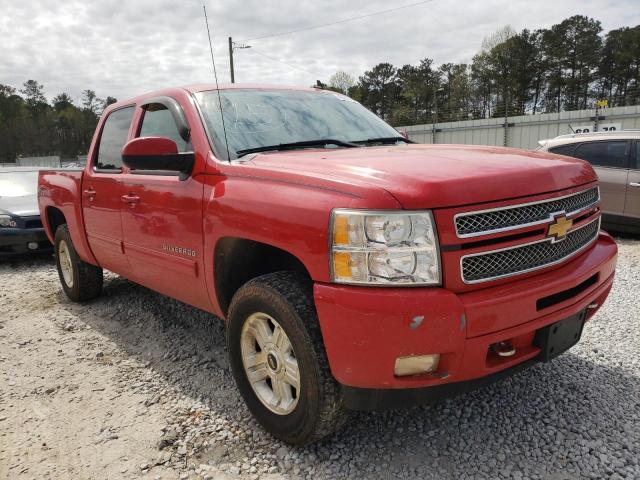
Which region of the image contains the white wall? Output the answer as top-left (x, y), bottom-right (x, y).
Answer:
top-left (398, 105), bottom-right (640, 149)
top-left (16, 156), bottom-right (61, 167)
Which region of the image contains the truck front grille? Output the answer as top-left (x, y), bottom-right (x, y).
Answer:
top-left (461, 217), bottom-right (600, 284)
top-left (455, 187), bottom-right (600, 238)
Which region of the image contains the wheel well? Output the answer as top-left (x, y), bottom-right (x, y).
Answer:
top-left (46, 207), bottom-right (66, 236)
top-left (215, 238), bottom-right (311, 316)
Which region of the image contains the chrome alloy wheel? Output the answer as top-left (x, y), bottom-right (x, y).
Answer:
top-left (58, 240), bottom-right (74, 287)
top-left (240, 312), bottom-right (300, 415)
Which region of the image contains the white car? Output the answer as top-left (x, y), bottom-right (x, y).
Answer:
top-left (0, 167), bottom-right (52, 255)
top-left (538, 131), bottom-right (640, 233)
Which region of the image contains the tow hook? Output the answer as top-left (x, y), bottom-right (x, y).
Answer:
top-left (490, 341), bottom-right (516, 357)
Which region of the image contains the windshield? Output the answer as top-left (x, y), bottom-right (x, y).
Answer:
top-left (194, 89), bottom-right (402, 159)
top-left (0, 170), bottom-right (39, 198)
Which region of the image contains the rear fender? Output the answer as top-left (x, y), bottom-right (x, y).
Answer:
top-left (38, 170), bottom-right (98, 266)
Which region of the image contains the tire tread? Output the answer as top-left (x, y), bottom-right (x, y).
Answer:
top-left (55, 225), bottom-right (103, 302)
top-left (228, 271), bottom-right (348, 444)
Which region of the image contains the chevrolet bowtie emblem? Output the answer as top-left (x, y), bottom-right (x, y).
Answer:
top-left (547, 215), bottom-right (573, 241)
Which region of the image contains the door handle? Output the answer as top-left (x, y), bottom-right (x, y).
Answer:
top-left (82, 188), bottom-right (96, 200)
top-left (630, 182), bottom-right (640, 188)
top-left (121, 194), bottom-right (140, 206)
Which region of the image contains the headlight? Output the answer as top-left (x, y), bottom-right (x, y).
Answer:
top-left (0, 214), bottom-right (16, 227)
top-left (330, 209), bottom-right (440, 285)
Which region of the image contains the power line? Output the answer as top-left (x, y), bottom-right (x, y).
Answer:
top-left (238, 0), bottom-right (437, 42)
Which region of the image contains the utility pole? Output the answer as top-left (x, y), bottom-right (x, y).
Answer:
top-left (432, 84), bottom-right (438, 144)
top-left (228, 37), bottom-right (251, 83)
top-left (228, 37), bottom-right (235, 83)
top-left (503, 88), bottom-right (509, 147)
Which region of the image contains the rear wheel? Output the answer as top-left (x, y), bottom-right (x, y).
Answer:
top-left (55, 225), bottom-right (103, 302)
top-left (227, 271), bottom-right (348, 444)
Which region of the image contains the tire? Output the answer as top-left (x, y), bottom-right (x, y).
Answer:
top-left (54, 224), bottom-right (103, 302)
top-left (227, 271), bottom-right (348, 444)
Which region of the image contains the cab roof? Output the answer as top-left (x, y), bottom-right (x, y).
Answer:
top-left (183, 83), bottom-right (322, 93)
top-left (106, 83), bottom-right (332, 113)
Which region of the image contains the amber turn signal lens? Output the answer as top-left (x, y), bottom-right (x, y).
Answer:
top-left (333, 214), bottom-right (349, 245)
top-left (332, 251), bottom-right (352, 278)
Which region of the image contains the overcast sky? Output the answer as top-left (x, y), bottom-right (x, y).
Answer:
top-left (2, 0), bottom-right (639, 103)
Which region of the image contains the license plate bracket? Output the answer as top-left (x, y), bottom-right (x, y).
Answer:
top-left (534, 311), bottom-right (586, 361)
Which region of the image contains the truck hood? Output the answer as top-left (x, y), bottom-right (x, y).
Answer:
top-left (245, 144), bottom-right (596, 209)
top-left (0, 193), bottom-right (39, 217)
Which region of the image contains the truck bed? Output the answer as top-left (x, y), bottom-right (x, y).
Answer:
top-left (38, 169), bottom-right (98, 266)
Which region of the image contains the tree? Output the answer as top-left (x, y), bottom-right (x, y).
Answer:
top-left (81, 89), bottom-right (104, 114)
top-left (0, 84), bottom-right (16, 98)
top-left (20, 80), bottom-right (46, 110)
top-left (541, 16), bottom-right (602, 111)
top-left (470, 51), bottom-right (494, 118)
top-left (523, 30), bottom-right (547, 114)
top-left (358, 63), bottom-right (399, 121)
top-left (0, 84), bottom-right (26, 163)
top-left (435, 63), bottom-right (472, 121)
top-left (561, 16), bottom-right (602, 110)
top-left (321, 17), bottom-right (640, 123)
top-left (328, 71), bottom-right (355, 95)
top-left (475, 29), bottom-right (543, 117)
top-left (53, 93), bottom-right (74, 112)
top-left (598, 26), bottom-right (640, 106)
top-left (0, 81), bottom-right (114, 163)
top-left (104, 96), bottom-right (118, 107)
top-left (395, 59), bottom-right (438, 124)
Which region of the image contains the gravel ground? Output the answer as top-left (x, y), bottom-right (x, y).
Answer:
top-left (1, 236), bottom-right (639, 480)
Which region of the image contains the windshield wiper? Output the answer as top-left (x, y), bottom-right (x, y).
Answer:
top-left (236, 139), bottom-right (360, 158)
top-left (351, 136), bottom-right (414, 145)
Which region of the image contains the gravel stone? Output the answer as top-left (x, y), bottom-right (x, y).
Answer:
top-left (0, 236), bottom-right (638, 479)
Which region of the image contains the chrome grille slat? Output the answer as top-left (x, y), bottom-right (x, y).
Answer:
top-left (455, 187), bottom-right (600, 238)
top-left (461, 218), bottom-right (600, 284)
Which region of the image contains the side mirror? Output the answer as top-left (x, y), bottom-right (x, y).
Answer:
top-left (121, 137), bottom-right (195, 178)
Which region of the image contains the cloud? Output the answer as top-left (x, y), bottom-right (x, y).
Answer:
top-left (1, 0), bottom-right (638, 103)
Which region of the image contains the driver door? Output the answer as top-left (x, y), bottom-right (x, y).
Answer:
top-left (120, 98), bottom-right (209, 310)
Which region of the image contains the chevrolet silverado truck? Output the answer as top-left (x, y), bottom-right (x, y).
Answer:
top-left (38, 84), bottom-right (617, 444)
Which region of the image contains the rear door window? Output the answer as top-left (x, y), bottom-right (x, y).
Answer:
top-left (138, 104), bottom-right (189, 152)
top-left (549, 144), bottom-right (577, 156)
top-left (95, 106), bottom-right (135, 171)
top-left (573, 141), bottom-right (629, 169)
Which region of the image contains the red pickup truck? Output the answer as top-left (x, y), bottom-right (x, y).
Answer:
top-left (38, 84), bottom-right (617, 444)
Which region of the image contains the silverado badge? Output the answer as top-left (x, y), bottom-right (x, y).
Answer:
top-left (162, 244), bottom-right (197, 257)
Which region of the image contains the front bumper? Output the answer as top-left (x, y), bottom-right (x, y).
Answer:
top-left (0, 227), bottom-right (52, 255)
top-left (314, 233), bottom-right (617, 410)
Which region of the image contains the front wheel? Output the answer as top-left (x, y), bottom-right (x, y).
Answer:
top-left (55, 224), bottom-right (103, 302)
top-left (227, 272), bottom-right (348, 444)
